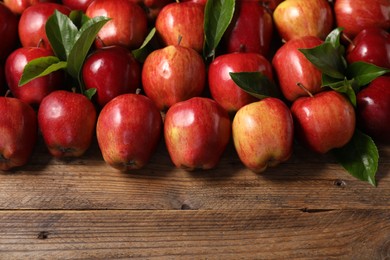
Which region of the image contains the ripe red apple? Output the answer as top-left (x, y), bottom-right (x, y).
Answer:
top-left (38, 90), bottom-right (97, 158)
top-left (0, 2), bottom-right (19, 62)
top-left (86, 0), bottom-right (148, 50)
top-left (96, 93), bottom-right (162, 171)
top-left (5, 47), bottom-right (65, 106)
top-left (18, 3), bottom-right (71, 51)
top-left (128, 0), bottom-right (173, 23)
top-left (346, 27), bottom-right (390, 69)
top-left (181, 0), bottom-right (207, 5)
top-left (155, 2), bottom-right (204, 53)
top-left (272, 35), bottom-right (323, 102)
top-left (3, 0), bottom-right (57, 15)
top-left (273, 0), bottom-right (333, 42)
top-left (291, 90), bottom-right (356, 154)
top-left (82, 45), bottom-right (141, 107)
top-left (142, 45), bottom-right (206, 111)
top-left (335, 0), bottom-right (390, 39)
top-left (164, 97), bottom-right (231, 170)
top-left (260, 0), bottom-right (284, 12)
top-left (208, 52), bottom-right (274, 113)
top-left (232, 97), bottom-right (294, 172)
top-left (0, 97), bottom-right (37, 171)
top-left (222, 0), bottom-right (273, 56)
top-left (356, 76), bottom-right (390, 144)
top-left (61, 0), bottom-right (94, 11)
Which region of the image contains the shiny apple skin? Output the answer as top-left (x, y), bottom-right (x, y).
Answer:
top-left (96, 93), bottom-right (163, 171)
top-left (335, 0), bottom-right (390, 39)
top-left (38, 90), bottom-right (97, 158)
top-left (86, 0), bottom-right (148, 50)
top-left (164, 97), bottom-right (231, 170)
top-left (142, 45), bottom-right (206, 111)
top-left (82, 45), bottom-right (141, 108)
top-left (232, 97), bottom-right (294, 173)
top-left (5, 47), bottom-right (64, 106)
top-left (61, 0), bottom-right (94, 11)
top-left (272, 36), bottom-right (323, 102)
top-left (223, 0), bottom-right (273, 56)
top-left (3, 0), bottom-right (57, 15)
top-left (208, 52), bottom-right (274, 114)
top-left (18, 3), bottom-right (71, 51)
top-left (291, 91), bottom-right (356, 154)
top-left (347, 27), bottom-right (390, 69)
top-left (0, 3), bottom-right (19, 62)
top-left (273, 0), bottom-right (333, 42)
top-left (0, 97), bottom-right (37, 171)
top-left (155, 2), bottom-right (204, 53)
top-left (356, 76), bottom-right (390, 144)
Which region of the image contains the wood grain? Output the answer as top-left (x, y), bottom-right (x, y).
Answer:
top-left (0, 136), bottom-right (389, 258)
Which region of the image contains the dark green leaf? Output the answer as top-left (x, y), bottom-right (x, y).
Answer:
top-left (333, 129), bottom-right (379, 186)
top-left (299, 42), bottom-right (347, 79)
top-left (325, 27), bottom-right (346, 61)
top-left (346, 61), bottom-right (390, 89)
top-left (322, 75), bottom-right (356, 106)
top-left (132, 27), bottom-right (156, 63)
top-left (229, 71), bottom-right (281, 99)
top-left (69, 10), bottom-right (90, 29)
top-left (45, 10), bottom-right (78, 61)
top-left (84, 88), bottom-right (97, 100)
top-left (67, 16), bottom-right (110, 85)
top-left (19, 56), bottom-right (67, 86)
top-left (203, 0), bottom-right (235, 59)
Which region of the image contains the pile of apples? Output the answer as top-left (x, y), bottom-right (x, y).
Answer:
top-left (0, 0), bottom-right (389, 184)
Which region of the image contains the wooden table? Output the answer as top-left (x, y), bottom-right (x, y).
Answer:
top-left (1, 135), bottom-right (389, 259)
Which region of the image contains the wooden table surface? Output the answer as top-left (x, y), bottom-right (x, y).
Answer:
top-left (0, 134), bottom-right (389, 259)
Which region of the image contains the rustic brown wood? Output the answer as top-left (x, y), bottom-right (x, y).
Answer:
top-left (0, 136), bottom-right (389, 259)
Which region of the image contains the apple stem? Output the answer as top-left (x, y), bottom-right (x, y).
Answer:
top-left (177, 35), bottom-right (183, 46)
top-left (342, 33), bottom-right (354, 46)
top-left (4, 90), bottom-right (11, 98)
top-left (37, 38), bottom-right (44, 49)
top-left (296, 82), bottom-right (314, 98)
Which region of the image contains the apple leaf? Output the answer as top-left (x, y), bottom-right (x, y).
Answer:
top-left (45, 10), bottom-right (78, 61)
top-left (132, 27), bottom-right (156, 63)
top-left (67, 16), bottom-right (110, 87)
top-left (84, 88), bottom-right (97, 100)
top-left (18, 56), bottom-right (67, 86)
top-left (346, 61), bottom-right (390, 90)
top-left (229, 72), bottom-right (281, 99)
top-left (203, 0), bottom-right (235, 60)
top-left (69, 10), bottom-right (90, 29)
top-left (299, 42), bottom-right (347, 79)
top-left (322, 75), bottom-right (357, 106)
top-left (325, 27), bottom-right (346, 61)
top-left (333, 129), bottom-right (379, 187)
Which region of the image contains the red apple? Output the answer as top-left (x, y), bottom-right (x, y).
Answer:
top-left (222, 0), bottom-right (273, 56)
top-left (232, 97), bottom-right (294, 172)
top-left (96, 93), bottom-right (162, 171)
top-left (164, 97), bottom-right (231, 170)
top-left (335, 0), bottom-right (390, 39)
top-left (208, 52), bottom-right (274, 113)
top-left (61, 0), bottom-right (94, 12)
top-left (142, 45), bottom-right (206, 111)
top-left (181, 0), bottom-right (207, 5)
top-left (273, 0), bottom-right (333, 42)
top-left (272, 35), bottom-right (323, 102)
top-left (5, 47), bottom-right (65, 106)
top-left (18, 3), bottom-right (71, 51)
top-left (346, 27), bottom-right (390, 69)
top-left (128, 0), bottom-right (173, 23)
top-left (0, 63), bottom-right (6, 96)
top-left (356, 76), bottom-right (390, 144)
top-left (82, 45), bottom-right (141, 107)
top-left (0, 2), bottom-right (19, 62)
top-left (86, 0), bottom-right (148, 50)
top-left (291, 90), bottom-right (356, 154)
top-left (0, 96), bottom-right (37, 171)
top-left (155, 2), bottom-right (204, 53)
top-left (260, 0), bottom-right (284, 12)
top-left (3, 0), bottom-right (57, 15)
top-left (38, 90), bottom-right (97, 158)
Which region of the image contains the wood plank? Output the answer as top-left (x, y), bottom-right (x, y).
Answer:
top-left (0, 139), bottom-right (389, 211)
top-left (0, 209), bottom-right (389, 259)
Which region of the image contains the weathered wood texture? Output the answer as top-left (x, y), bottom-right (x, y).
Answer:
top-left (0, 137), bottom-right (389, 259)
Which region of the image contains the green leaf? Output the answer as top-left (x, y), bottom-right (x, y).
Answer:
top-left (132, 27), bottom-right (156, 63)
top-left (322, 75), bottom-right (356, 106)
top-left (346, 61), bottom-right (390, 89)
top-left (45, 10), bottom-right (78, 61)
top-left (19, 56), bottom-right (67, 86)
top-left (229, 71), bottom-right (281, 99)
top-left (84, 88), bottom-right (97, 100)
top-left (299, 42), bottom-right (347, 79)
top-left (333, 129), bottom-right (379, 186)
top-left (203, 0), bottom-right (235, 59)
top-left (67, 16), bottom-right (110, 87)
top-left (69, 10), bottom-right (90, 29)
